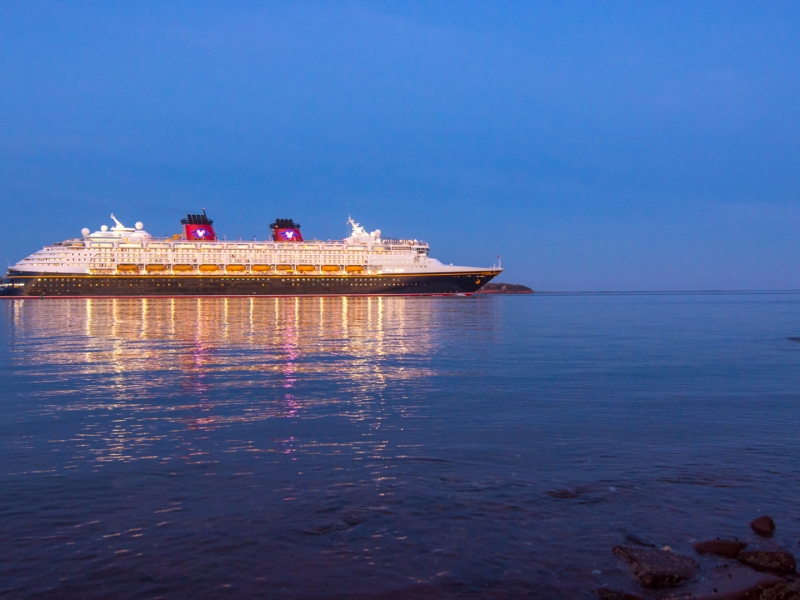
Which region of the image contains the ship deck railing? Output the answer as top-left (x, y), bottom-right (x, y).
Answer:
top-left (78, 236), bottom-right (427, 248)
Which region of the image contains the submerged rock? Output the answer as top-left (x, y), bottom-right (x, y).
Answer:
top-left (340, 513), bottom-right (364, 527)
top-left (625, 533), bottom-right (658, 548)
top-left (692, 539), bottom-right (748, 559)
top-left (661, 565), bottom-right (782, 600)
top-left (593, 588), bottom-right (645, 600)
top-left (300, 514), bottom-right (363, 535)
top-left (546, 488), bottom-right (581, 499)
top-left (613, 545), bottom-right (700, 588)
top-left (738, 548), bottom-right (796, 574)
top-left (751, 516), bottom-right (777, 538)
top-left (300, 522), bottom-right (345, 535)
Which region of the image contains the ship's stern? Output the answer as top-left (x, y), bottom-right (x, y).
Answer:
top-left (0, 271), bottom-right (31, 297)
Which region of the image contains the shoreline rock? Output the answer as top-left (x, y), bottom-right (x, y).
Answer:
top-left (662, 565), bottom-right (783, 600)
top-left (591, 516), bottom-right (798, 598)
top-left (759, 580), bottom-right (800, 600)
top-left (613, 545), bottom-right (700, 588)
top-left (593, 588), bottom-right (645, 600)
top-left (738, 547), bottom-right (797, 575)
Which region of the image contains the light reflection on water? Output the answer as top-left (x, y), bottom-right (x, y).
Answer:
top-left (1, 294), bottom-right (800, 599)
top-left (7, 297), bottom-right (439, 465)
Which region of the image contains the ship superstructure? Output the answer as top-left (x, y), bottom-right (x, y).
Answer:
top-left (0, 211), bottom-right (501, 297)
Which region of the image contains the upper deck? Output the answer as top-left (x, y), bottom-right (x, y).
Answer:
top-left (53, 236), bottom-right (429, 252)
top-left (6, 213), bottom-right (497, 277)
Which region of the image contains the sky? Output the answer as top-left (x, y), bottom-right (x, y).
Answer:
top-left (1, 1), bottom-right (799, 291)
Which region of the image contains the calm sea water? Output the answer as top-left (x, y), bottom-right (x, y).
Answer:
top-left (1, 294), bottom-right (799, 599)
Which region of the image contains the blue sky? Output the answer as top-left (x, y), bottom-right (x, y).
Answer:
top-left (1, 1), bottom-right (798, 290)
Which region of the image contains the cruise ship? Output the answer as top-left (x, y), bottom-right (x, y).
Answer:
top-left (0, 211), bottom-right (501, 298)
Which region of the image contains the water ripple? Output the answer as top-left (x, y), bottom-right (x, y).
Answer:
top-left (1, 295), bottom-right (800, 598)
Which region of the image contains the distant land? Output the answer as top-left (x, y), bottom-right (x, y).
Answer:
top-left (475, 283), bottom-right (534, 294)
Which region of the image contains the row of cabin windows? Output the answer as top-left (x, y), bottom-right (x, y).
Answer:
top-left (36, 277), bottom-right (413, 286)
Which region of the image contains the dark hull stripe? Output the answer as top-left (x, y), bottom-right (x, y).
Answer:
top-left (0, 293), bottom-right (474, 300)
top-left (2, 272), bottom-right (499, 280)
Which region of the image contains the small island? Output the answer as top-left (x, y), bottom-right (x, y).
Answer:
top-left (475, 283), bottom-right (534, 294)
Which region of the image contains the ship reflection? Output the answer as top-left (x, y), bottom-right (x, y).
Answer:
top-left (8, 297), bottom-right (438, 464)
